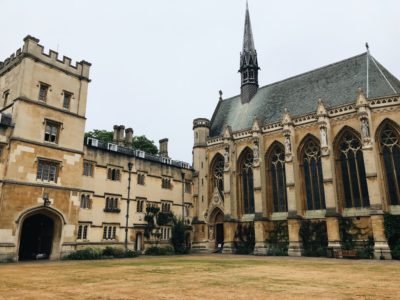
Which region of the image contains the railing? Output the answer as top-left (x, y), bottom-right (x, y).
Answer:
top-left (85, 137), bottom-right (192, 169)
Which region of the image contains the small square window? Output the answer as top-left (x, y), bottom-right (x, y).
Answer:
top-left (44, 121), bottom-right (60, 144)
top-left (63, 91), bottom-right (72, 109)
top-left (162, 178), bottom-right (171, 189)
top-left (39, 83), bottom-right (49, 101)
top-left (136, 198), bottom-right (145, 213)
top-left (77, 224), bottom-right (89, 240)
top-left (185, 181), bottom-right (192, 193)
top-left (103, 225), bottom-right (117, 240)
top-left (83, 161), bottom-right (94, 177)
top-left (107, 168), bottom-right (121, 181)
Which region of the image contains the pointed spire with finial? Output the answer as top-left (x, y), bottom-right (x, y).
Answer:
top-left (239, 1), bottom-right (260, 104)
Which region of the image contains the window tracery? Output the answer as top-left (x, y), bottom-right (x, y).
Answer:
top-left (268, 144), bottom-right (287, 212)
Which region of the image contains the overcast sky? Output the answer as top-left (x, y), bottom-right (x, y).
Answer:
top-left (1, 0), bottom-right (399, 163)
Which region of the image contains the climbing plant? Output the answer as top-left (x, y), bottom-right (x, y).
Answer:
top-left (384, 213), bottom-right (400, 259)
top-left (299, 220), bottom-right (328, 257)
top-left (266, 221), bottom-right (289, 256)
top-left (234, 222), bottom-right (255, 254)
top-left (339, 217), bottom-right (374, 259)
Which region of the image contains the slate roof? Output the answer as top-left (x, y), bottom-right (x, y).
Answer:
top-left (210, 53), bottom-right (400, 137)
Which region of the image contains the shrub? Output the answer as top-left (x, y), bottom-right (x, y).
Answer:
top-left (102, 246), bottom-right (125, 258)
top-left (144, 246), bottom-right (174, 256)
top-left (65, 247), bottom-right (102, 260)
top-left (267, 221), bottom-right (289, 256)
top-left (384, 213), bottom-right (400, 260)
top-left (356, 237), bottom-right (374, 259)
top-left (234, 223), bottom-right (255, 254)
top-left (391, 243), bottom-right (400, 260)
top-left (65, 247), bottom-right (140, 260)
top-left (299, 220), bottom-right (328, 257)
top-left (171, 218), bottom-right (188, 254)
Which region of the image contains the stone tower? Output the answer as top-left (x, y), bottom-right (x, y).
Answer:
top-left (239, 2), bottom-right (259, 104)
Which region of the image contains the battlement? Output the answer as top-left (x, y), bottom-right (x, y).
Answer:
top-left (0, 35), bottom-right (91, 80)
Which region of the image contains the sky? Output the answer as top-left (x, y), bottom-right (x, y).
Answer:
top-left (1, 0), bottom-right (399, 163)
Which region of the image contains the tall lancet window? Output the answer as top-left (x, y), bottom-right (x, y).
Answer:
top-left (267, 143), bottom-right (287, 212)
top-left (336, 129), bottom-right (369, 208)
top-left (379, 123), bottom-right (400, 205)
top-left (239, 149), bottom-right (255, 214)
top-left (211, 154), bottom-right (224, 199)
top-left (301, 137), bottom-right (326, 210)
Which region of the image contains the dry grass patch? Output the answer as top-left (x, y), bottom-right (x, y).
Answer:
top-left (0, 255), bottom-right (399, 299)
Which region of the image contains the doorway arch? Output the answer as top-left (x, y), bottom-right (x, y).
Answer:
top-left (210, 208), bottom-right (224, 248)
top-left (17, 207), bottom-right (64, 261)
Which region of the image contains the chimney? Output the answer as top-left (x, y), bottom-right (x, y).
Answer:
top-left (112, 125), bottom-right (119, 143)
top-left (125, 128), bottom-right (133, 148)
top-left (117, 125), bottom-right (125, 146)
top-left (159, 138), bottom-right (169, 157)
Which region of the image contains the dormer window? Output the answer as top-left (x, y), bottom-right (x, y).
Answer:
top-left (39, 83), bottom-right (49, 101)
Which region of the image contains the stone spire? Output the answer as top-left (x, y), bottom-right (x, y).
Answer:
top-left (239, 1), bottom-right (259, 104)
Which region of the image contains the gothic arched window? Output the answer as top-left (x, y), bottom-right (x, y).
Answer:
top-left (337, 130), bottom-right (369, 208)
top-left (379, 123), bottom-right (400, 205)
top-left (301, 138), bottom-right (326, 210)
top-left (210, 154), bottom-right (224, 199)
top-left (267, 143), bottom-right (287, 212)
top-left (239, 149), bottom-right (255, 214)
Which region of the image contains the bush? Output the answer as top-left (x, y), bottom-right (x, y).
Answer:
top-left (144, 246), bottom-right (174, 256)
top-left (102, 246), bottom-right (125, 258)
top-left (267, 221), bottom-right (289, 256)
top-left (234, 223), bottom-right (255, 254)
top-left (299, 220), bottom-right (328, 257)
top-left (65, 247), bottom-right (102, 260)
top-left (384, 214), bottom-right (400, 260)
top-left (391, 243), bottom-right (400, 259)
top-left (171, 218), bottom-right (188, 254)
top-left (65, 247), bottom-right (140, 260)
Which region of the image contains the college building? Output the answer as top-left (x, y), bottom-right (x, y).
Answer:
top-left (0, 5), bottom-right (399, 261)
top-left (0, 36), bottom-right (193, 261)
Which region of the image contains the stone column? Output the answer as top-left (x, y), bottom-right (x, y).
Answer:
top-left (316, 99), bottom-right (341, 253)
top-left (282, 109), bottom-right (302, 256)
top-left (356, 89), bottom-right (391, 259)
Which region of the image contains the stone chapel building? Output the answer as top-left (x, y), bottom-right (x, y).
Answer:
top-left (191, 4), bottom-right (400, 259)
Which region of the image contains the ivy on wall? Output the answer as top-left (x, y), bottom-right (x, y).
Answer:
top-left (234, 222), bottom-right (255, 254)
top-left (384, 214), bottom-right (400, 260)
top-left (266, 221), bottom-right (289, 256)
top-left (299, 220), bottom-right (328, 257)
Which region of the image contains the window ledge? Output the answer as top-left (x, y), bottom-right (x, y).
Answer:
top-left (342, 207), bottom-right (370, 217)
top-left (103, 208), bottom-right (121, 213)
top-left (270, 212), bottom-right (288, 221)
top-left (388, 205), bottom-right (400, 215)
top-left (304, 209), bottom-right (326, 219)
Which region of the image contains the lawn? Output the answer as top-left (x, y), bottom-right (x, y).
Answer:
top-left (0, 255), bottom-right (399, 299)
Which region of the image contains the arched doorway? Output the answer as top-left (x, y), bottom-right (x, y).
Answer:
top-left (210, 208), bottom-right (224, 249)
top-left (19, 214), bottom-right (54, 260)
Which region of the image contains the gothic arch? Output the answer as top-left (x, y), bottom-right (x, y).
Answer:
top-left (375, 119), bottom-right (400, 205)
top-left (298, 134), bottom-right (326, 211)
top-left (334, 126), bottom-right (369, 208)
top-left (265, 141), bottom-right (287, 213)
top-left (209, 153), bottom-right (224, 201)
top-left (237, 147), bottom-right (255, 215)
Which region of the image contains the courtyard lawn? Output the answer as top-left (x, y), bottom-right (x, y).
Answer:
top-left (0, 255), bottom-right (399, 300)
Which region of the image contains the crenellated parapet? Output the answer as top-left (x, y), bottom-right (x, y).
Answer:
top-left (0, 35), bottom-right (91, 80)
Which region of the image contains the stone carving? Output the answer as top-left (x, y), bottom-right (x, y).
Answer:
top-left (224, 145), bottom-right (230, 168)
top-left (284, 134), bottom-right (291, 154)
top-left (361, 118), bottom-right (370, 138)
top-left (320, 126), bottom-right (328, 148)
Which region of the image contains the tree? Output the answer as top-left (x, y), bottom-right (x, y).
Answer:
top-left (133, 135), bottom-right (158, 155)
top-left (85, 130), bottom-right (113, 143)
top-left (171, 217), bottom-right (188, 254)
top-left (85, 130), bottom-right (158, 154)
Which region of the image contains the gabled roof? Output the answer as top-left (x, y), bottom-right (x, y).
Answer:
top-left (210, 53), bottom-right (400, 137)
